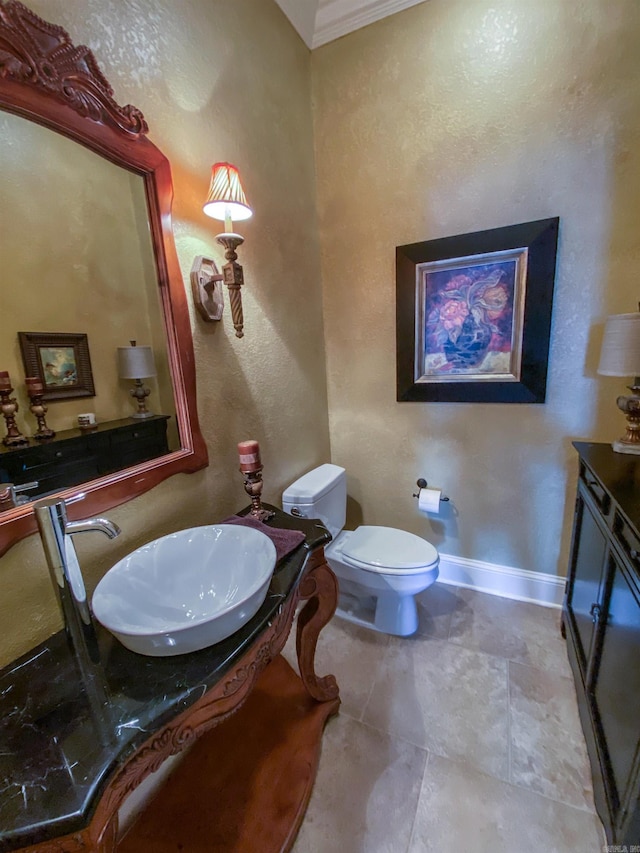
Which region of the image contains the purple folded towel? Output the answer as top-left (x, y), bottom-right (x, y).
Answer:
top-left (221, 515), bottom-right (305, 563)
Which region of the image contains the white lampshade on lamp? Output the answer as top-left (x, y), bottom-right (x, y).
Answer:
top-left (117, 340), bottom-right (156, 419)
top-left (203, 162), bottom-right (252, 234)
top-left (202, 162), bottom-right (253, 339)
top-left (598, 312), bottom-right (640, 454)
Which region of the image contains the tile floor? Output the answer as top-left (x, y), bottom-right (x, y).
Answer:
top-left (283, 583), bottom-right (606, 853)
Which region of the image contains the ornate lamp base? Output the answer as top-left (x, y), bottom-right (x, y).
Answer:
top-left (613, 438), bottom-right (640, 455)
top-left (130, 379), bottom-right (154, 419)
top-left (614, 384), bottom-right (640, 454)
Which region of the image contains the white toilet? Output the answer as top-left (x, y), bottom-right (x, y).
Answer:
top-left (282, 463), bottom-right (439, 636)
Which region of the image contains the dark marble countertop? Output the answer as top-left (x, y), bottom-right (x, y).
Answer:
top-left (573, 442), bottom-right (640, 533)
top-left (0, 507), bottom-right (329, 852)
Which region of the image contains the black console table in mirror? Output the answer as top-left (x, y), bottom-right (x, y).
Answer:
top-left (563, 442), bottom-right (640, 846)
top-left (0, 510), bottom-right (340, 853)
top-left (0, 417), bottom-right (170, 506)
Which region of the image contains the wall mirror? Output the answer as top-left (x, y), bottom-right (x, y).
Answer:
top-left (0, 0), bottom-right (208, 555)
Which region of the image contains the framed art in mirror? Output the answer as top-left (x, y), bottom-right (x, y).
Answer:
top-left (396, 218), bottom-right (559, 404)
top-left (19, 332), bottom-right (95, 401)
top-left (0, 0), bottom-right (208, 555)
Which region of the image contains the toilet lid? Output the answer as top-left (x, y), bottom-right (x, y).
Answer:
top-left (341, 526), bottom-right (439, 572)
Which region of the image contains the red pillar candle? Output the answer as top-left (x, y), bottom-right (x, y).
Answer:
top-left (25, 376), bottom-right (44, 393)
top-left (0, 371), bottom-right (11, 389)
top-left (237, 439), bottom-right (262, 473)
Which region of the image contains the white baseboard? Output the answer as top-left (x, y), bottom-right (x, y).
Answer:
top-left (437, 553), bottom-right (566, 609)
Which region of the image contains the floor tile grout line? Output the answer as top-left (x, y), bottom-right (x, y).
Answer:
top-left (505, 655), bottom-right (574, 680)
top-left (503, 660), bottom-right (597, 817)
top-left (444, 603), bottom-right (453, 643)
top-left (358, 634), bottom-right (392, 724)
top-left (350, 714), bottom-right (512, 786)
top-left (505, 774), bottom-right (600, 815)
top-left (406, 749), bottom-right (431, 853)
top-left (347, 714), bottom-right (433, 753)
top-left (440, 636), bottom-right (574, 681)
top-left (414, 746), bottom-right (599, 818)
top-left (507, 658), bottom-right (513, 785)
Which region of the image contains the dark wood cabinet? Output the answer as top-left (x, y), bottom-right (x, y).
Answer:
top-left (0, 416), bottom-right (170, 500)
top-left (564, 442), bottom-right (640, 845)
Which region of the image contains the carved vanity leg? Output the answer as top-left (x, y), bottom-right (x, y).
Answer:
top-left (296, 556), bottom-right (340, 702)
top-left (95, 814), bottom-right (118, 852)
top-left (20, 817), bottom-right (117, 853)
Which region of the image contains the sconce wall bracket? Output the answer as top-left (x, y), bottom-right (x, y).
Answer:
top-left (217, 233), bottom-right (245, 338)
top-left (190, 256), bottom-right (224, 323)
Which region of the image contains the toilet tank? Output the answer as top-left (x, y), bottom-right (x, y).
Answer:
top-left (282, 464), bottom-right (346, 539)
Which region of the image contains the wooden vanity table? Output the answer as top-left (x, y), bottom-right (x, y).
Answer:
top-left (0, 509), bottom-right (340, 853)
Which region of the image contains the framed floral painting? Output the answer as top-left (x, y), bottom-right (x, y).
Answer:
top-left (396, 218), bottom-right (559, 403)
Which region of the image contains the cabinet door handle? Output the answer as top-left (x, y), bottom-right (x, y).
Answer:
top-left (590, 603), bottom-right (602, 624)
top-left (630, 549), bottom-right (639, 561)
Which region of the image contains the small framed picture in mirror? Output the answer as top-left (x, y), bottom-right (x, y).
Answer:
top-left (18, 331), bottom-right (95, 401)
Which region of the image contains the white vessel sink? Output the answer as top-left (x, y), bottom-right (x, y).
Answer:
top-left (92, 524), bottom-right (277, 656)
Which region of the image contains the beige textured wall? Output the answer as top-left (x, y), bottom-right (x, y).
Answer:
top-left (312, 0), bottom-right (639, 576)
top-left (0, 0), bottom-right (329, 666)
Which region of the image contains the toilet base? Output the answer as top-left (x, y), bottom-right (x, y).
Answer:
top-left (334, 586), bottom-right (419, 637)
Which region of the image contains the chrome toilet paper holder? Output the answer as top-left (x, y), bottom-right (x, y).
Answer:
top-left (412, 478), bottom-right (449, 502)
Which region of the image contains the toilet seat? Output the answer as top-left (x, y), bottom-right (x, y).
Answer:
top-left (341, 525), bottom-right (439, 575)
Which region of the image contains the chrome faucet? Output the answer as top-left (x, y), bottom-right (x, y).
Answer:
top-left (34, 497), bottom-right (121, 661)
top-left (0, 481), bottom-right (39, 509)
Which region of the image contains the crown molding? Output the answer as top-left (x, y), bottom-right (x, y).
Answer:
top-left (312, 0), bottom-right (427, 48)
top-left (274, 0), bottom-right (317, 48)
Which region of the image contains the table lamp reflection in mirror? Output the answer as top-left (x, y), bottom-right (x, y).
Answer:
top-left (117, 341), bottom-right (157, 419)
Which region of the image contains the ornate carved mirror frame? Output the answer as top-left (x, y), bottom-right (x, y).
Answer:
top-left (0, 0), bottom-right (208, 555)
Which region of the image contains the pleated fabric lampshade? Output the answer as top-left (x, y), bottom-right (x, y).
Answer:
top-left (598, 312), bottom-right (640, 378)
top-left (597, 312), bottom-right (640, 454)
top-left (203, 162), bottom-right (252, 230)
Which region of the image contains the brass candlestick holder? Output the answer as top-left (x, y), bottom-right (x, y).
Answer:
top-left (26, 380), bottom-right (55, 440)
top-left (237, 439), bottom-right (275, 522)
top-left (0, 378), bottom-right (28, 447)
top-left (242, 469), bottom-right (275, 522)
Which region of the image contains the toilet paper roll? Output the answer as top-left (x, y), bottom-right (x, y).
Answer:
top-left (418, 487), bottom-right (442, 514)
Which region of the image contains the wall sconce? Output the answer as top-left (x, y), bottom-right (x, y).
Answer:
top-left (117, 340), bottom-right (157, 419)
top-left (598, 311), bottom-right (640, 454)
top-left (201, 162), bottom-right (252, 338)
top-left (190, 255), bottom-right (224, 323)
